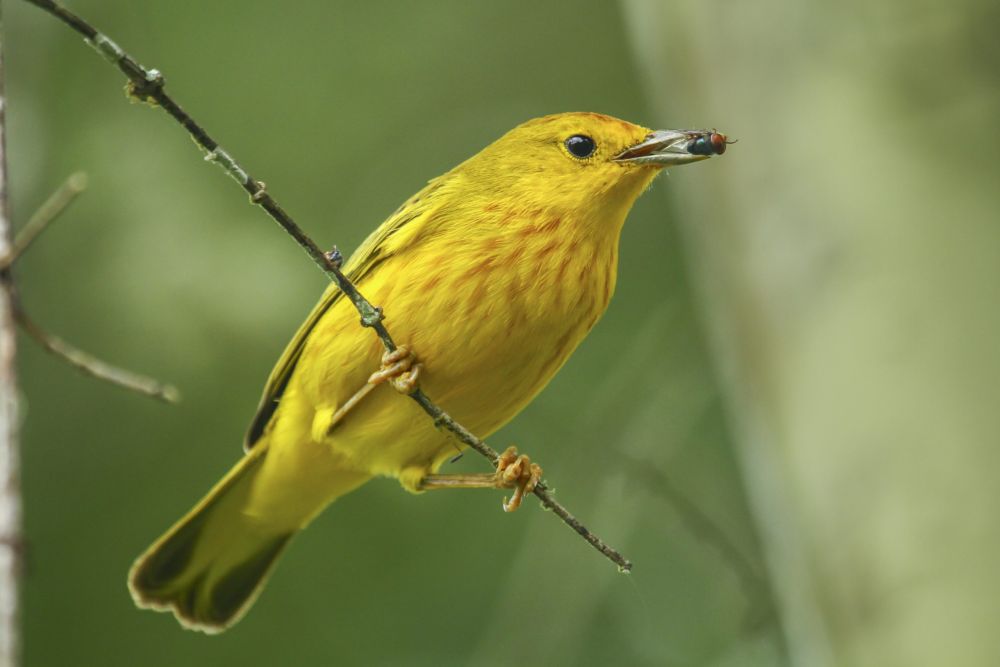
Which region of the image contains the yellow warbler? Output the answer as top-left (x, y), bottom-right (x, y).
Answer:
top-left (129, 112), bottom-right (727, 632)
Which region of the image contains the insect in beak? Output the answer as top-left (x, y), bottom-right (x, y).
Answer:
top-left (614, 129), bottom-right (732, 166)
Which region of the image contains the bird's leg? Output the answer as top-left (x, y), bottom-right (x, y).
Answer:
top-left (419, 446), bottom-right (543, 512)
top-left (368, 345), bottom-right (422, 394)
top-left (369, 350), bottom-right (541, 510)
top-left (326, 346), bottom-right (423, 435)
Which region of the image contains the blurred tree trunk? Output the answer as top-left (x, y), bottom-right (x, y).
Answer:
top-left (624, 0), bottom-right (1000, 665)
top-left (0, 7), bottom-right (21, 665)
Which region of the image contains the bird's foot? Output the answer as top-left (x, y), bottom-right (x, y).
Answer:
top-left (416, 445), bottom-right (542, 511)
top-left (368, 345), bottom-right (422, 394)
top-left (496, 446), bottom-right (543, 512)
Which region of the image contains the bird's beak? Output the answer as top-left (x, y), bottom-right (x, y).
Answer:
top-left (613, 129), bottom-right (729, 166)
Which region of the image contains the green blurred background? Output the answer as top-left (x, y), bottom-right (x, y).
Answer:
top-left (5, 0), bottom-right (999, 665)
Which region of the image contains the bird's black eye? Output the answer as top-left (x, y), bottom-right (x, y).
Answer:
top-left (565, 135), bottom-right (596, 159)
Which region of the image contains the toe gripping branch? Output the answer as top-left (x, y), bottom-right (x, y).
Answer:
top-left (368, 345), bottom-right (422, 395)
top-left (495, 446), bottom-right (543, 512)
top-left (418, 445), bottom-right (543, 513)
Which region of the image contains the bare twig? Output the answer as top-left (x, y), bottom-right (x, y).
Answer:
top-left (24, 0), bottom-right (632, 571)
top-left (14, 306), bottom-right (179, 403)
top-left (3, 171), bottom-right (179, 403)
top-left (0, 172), bottom-right (87, 269)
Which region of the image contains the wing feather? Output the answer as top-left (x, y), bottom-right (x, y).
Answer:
top-left (243, 179), bottom-right (445, 449)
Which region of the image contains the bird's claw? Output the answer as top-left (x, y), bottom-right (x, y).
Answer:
top-left (496, 446), bottom-right (543, 512)
top-left (368, 345), bottom-right (422, 394)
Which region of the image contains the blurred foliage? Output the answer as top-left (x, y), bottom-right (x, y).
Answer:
top-left (627, 0), bottom-right (1000, 666)
top-left (7, 1), bottom-right (779, 665)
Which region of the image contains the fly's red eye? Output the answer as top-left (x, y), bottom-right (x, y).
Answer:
top-left (709, 133), bottom-right (727, 155)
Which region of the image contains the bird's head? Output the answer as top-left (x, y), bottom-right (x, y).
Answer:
top-left (456, 112), bottom-right (727, 227)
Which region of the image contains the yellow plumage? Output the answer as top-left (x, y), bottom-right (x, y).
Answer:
top-left (128, 112), bottom-right (718, 632)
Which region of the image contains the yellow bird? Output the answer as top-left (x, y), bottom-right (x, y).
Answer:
top-left (128, 112), bottom-right (727, 632)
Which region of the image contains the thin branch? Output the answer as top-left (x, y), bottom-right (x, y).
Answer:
top-left (15, 306), bottom-right (180, 403)
top-left (0, 171), bottom-right (87, 269)
top-left (25, 0), bottom-right (632, 571)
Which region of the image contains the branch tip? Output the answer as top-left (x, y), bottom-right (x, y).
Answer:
top-left (15, 307), bottom-right (181, 404)
top-left (66, 171), bottom-right (88, 192)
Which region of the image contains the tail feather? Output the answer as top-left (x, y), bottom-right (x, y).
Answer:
top-left (130, 440), bottom-right (372, 632)
top-left (204, 534), bottom-right (292, 627)
top-left (128, 448), bottom-right (293, 633)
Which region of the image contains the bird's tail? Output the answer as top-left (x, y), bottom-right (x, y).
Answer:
top-left (128, 446), bottom-right (366, 633)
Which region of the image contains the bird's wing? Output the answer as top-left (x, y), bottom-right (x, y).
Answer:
top-left (244, 179), bottom-right (446, 450)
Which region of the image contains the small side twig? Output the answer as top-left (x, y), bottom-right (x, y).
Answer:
top-left (0, 171), bottom-right (87, 270)
top-left (26, 0), bottom-right (631, 571)
top-left (4, 170), bottom-right (179, 403)
top-left (14, 306), bottom-right (179, 403)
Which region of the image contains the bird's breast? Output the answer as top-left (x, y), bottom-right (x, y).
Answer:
top-left (373, 217), bottom-right (618, 435)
